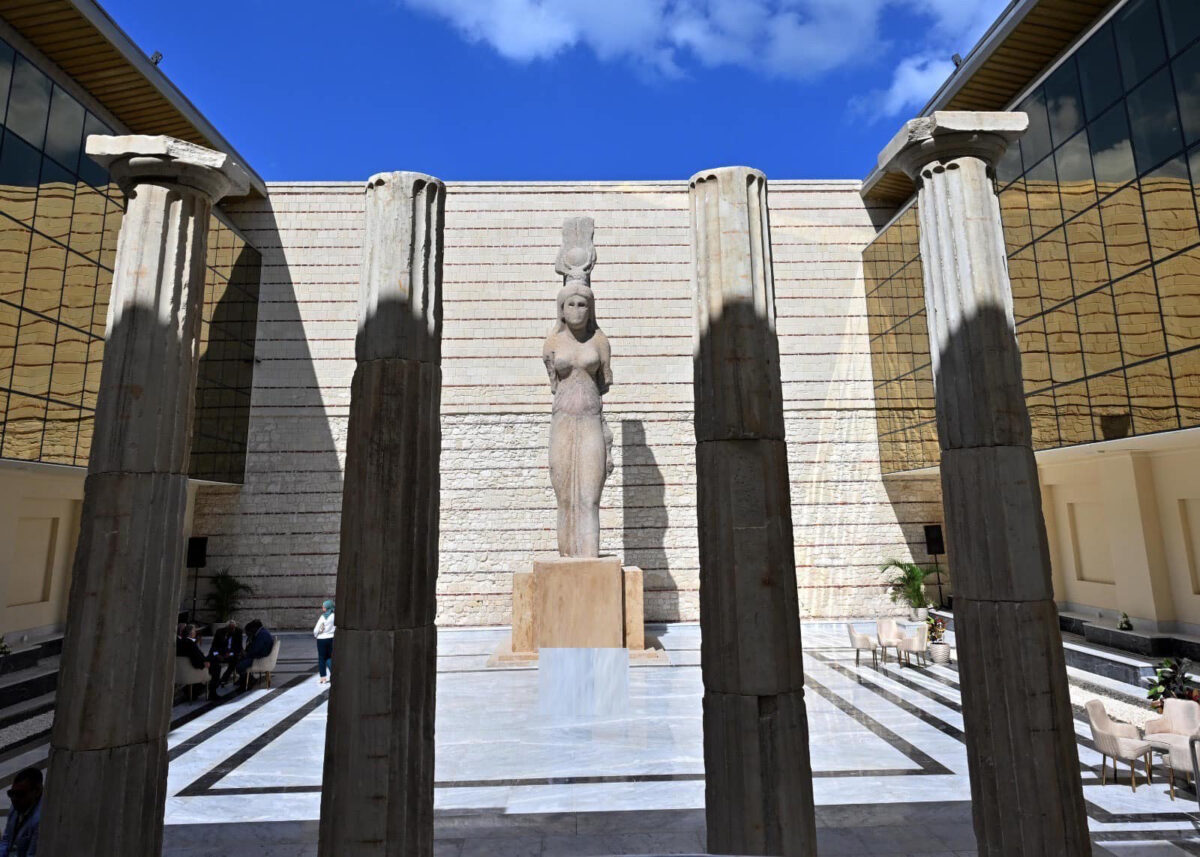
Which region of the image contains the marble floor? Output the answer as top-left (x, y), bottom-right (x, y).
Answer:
top-left (144, 623), bottom-right (1200, 856)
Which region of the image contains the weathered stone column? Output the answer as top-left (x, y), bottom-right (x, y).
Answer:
top-left (318, 172), bottom-right (445, 857)
top-left (41, 136), bottom-right (249, 856)
top-left (878, 112), bottom-right (1090, 856)
top-left (689, 167), bottom-right (816, 856)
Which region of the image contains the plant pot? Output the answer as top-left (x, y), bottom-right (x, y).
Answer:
top-left (910, 607), bottom-right (929, 621)
top-left (928, 642), bottom-right (951, 665)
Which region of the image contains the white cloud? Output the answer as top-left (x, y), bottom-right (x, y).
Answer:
top-left (400, 0), bottom-right (1018, 112)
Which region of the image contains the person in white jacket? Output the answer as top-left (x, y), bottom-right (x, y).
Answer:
top-left (313, 599), bottom-right (335, 683)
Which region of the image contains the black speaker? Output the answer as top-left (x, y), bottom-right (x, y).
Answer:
top-left (924, 524), bottom-right (944, 556)
top-left (187, 536), bottom-right (208, 568)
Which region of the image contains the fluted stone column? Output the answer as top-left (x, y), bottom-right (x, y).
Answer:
top-left (689, 167), bottom-right (816, 857)
top-left (318, 172), bottom-right (445, 857)
top-left (878, 112), bottom-right (1090, 856)
top-left (41, 136), bottom-right (249, 857)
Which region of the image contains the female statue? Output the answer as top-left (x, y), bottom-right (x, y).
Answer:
top-left (543, 217), bottom-right (613, 558)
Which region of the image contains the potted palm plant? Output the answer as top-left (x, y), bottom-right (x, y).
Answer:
top-left (882, 558), bottom-right (937, 620)
top-left (205, 571), bottom-right (254, 623)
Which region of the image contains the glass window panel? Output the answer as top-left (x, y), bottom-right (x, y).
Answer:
top-left (1019, 88), bottom-right (1054, 169)
top-left (1116, 0), bottom-right (1168, 89)
top-left (1056, 129), bottom-right (1097, 219)
top-left (1000, 179), bottom-right (1033, 252)
top-left (69, 180), bottom-right (104, 261)
top-left (1045, 304), bottom-right (1085, 383)
top-left (1009, 249), bottom-right (1042, 322)
top-left (1045, 58), bottom-right (1086, 146)
top-left (1127, 67), bottom-right (1185, 173)
top-left (1028, 388), bottom-right (1060, 449)
top-left (77, 114), bottom-right (112, 190)
top-left (0, 42), bottom-right (14, 126)
top-left (92, 267), bottom-right (111, 337)
top-left (1065, 209), bottom-right (1110, 296)
top-left (6, 56), bottom-right (50, 149)
top-left (59, 252), bottom-right (95, 331)
top-left (1078, 24), bottom-right (1124, 121)
top-left (10, 312), bottom-right (54, 396)
top-left (1141, 156), bottom-right (1200, 259)
top-left (1127, 357), bottom-right (1179, 432)
top-left (1, 392), bottom-right (44, 460)
top-left (1089, 102), bottom-right (1137, 193)
top-left (82, 337), bottom-right (103, 410)
top-left (1076, 287), bottom-right (1123, 375)
top-left (1114, 270), bottom-right (1167, 361)
top-left (40, 399), bottom-right (78, 465)
top-left (1089, 370), bottom-right (1133, 439)
top-left (1099, 185), bottom-right (1152, 278)
top-left (0, 298), bottom-right (17, 378)
top-left (49, 323), bottom-right (86, 404)
top-left (1176, 41), bottom-right (1200, 145)
top-left (1018, 317), bottom-right (1053, 390)
top-left (1026, 157), bottom-right (1062, 237)
top-left (44, 86), bottom-right (84, 173)
top-left (33, 157), bottom-right (74, 244)
top-left (996, 142), bottom-right (1023, 187)
top-left (1056, 381), bottom-right (1095, 444)
top-left (1154, 247), bottom-right (1200, 351)
top-left (0, 215), bottom-right (28, 303)
top-left (22, 234), bottom-right (65, 316)
top-left (1171, 347), bottom-right (1200, 426)
top-left (1162, 0), bottom-right (1200, 56)
top-left (99, 197), bottom-right (121, 269)
top-left (74, 413), bottom-right (92, 466)
top-left (1034, 228), bottom-right (1073, 306)
top-left (0, 132), bottom-right (42, 224)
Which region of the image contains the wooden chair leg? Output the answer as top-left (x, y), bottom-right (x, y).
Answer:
top-left (1145, 753), bottom-right (1153, 785)
top-left (856, 650), bottom-right (860, 667)
top-left (1168, 762), bottom-right (1175, 801)
top-left (1130, 760), bottom-right (1137, 792)
top-left (267, 672), bottom-right (272, 689)
top-left (1101, 755), bottom-right (1107, 785)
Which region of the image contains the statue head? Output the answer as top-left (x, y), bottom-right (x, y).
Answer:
top-left (554, 281), bottom-right (597, 336)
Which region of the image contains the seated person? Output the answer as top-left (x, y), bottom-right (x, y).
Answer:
top-left (236, 619), bottom-right (275, 689)
top-left (176, 624), bottom-right (209, 699)
top-left (207, 620), bottom-right (244, 695)
top-left (0, 767), bottom-right (42, 857)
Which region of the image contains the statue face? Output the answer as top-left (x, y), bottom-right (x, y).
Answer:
top-left (563, 294), bottom-right (590, 331)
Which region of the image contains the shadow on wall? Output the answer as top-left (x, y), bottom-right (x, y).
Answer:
top-left (190, 199), bottom-right (344, 630)
top-left (621, 419), bottom-right (674, 621)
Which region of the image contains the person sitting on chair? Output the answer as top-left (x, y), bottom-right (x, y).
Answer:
top-left (207, 620), bottom-right (243, 699)
top-left (236, 619), bottom-right (274, 689)
top-left (0, 767), bottom-right (41, 857)
top-left (176, 624), bottom-right (209, 700)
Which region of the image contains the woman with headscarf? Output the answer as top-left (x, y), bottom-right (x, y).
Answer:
top-left (313, 599), bottom-right (335, 683)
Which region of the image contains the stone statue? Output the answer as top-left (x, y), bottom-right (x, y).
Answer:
top-left (543, 217), bottom-right (613, 558)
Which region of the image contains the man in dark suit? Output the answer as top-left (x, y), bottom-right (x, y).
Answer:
top-left (207, 620), bottom-right (243, 699)
top-left (175, 624), bottom-right (209, 700)
top-left (236, 619), bottom-right (275, 690)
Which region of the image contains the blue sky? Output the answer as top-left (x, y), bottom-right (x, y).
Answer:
top-left (100, 0), bottom-right (1011, 182)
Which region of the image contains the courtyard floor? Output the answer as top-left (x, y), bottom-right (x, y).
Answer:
top-left (150, 623), bottom-right (1200, 856)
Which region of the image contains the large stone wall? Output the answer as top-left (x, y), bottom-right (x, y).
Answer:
top-left (192, 180), bottom-right (946, 629)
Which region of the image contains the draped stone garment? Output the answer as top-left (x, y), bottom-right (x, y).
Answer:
top-left (547, 334), bottom-right (611, 557)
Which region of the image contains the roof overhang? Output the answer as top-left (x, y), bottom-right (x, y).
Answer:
top-left (0, 0), bottom-right (265, 196)
top-left (862, 0), bottom-right (1117, 207)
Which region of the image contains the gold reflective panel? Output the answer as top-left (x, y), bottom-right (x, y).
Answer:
top-left (1100, 184), bottom-right (1152, 278)
top-left (0, 299), bottom-right (16, 377)
top-left (1056, 381), bottom-right (1094, 444)
top-left (1154, 248), bottom-right (1200, 352)
top-left (1172, 349), bottom-right (1200, 426)
top-left (59, 253), bottom-right (96, 331)
top-left (10, 312), bottom-right (53, 397)
top-left (41, 399), bottom-right (79, 464)
top-left (68, 182), bottom-right (104, 261)
top-left (1034, 228), bottom-right (1073, 306)
top-left (1089, 370), bottom-right (1132, 440)
top-left (1142, 158), bottom-right (1200, 261)
top-left (1065, 208), bottom-right (1109, 297)
top-left (1127, 357), bottom-right (1179, 434)
top-left (1114, 271), bottom-right (1167, 362)
top-left (33, 164), bottom-right (74, 245)
top-left (1017, 318), bottom-right (1053, 392)
top-left (1001, 178), bottom-right (1033, 253)
top-left (50, 322), bottom-right (86, 403)
top-left (1076, 287), bottom-right (1122, 376)
top-left (23, 233), bottom-right (64, 316)
top-left (1056, 131), bottom-right (1098, 221)
top-left (1009, 248), bottom-right (1041, 322)
top-left (1045, 304), bottom-right (1084, 384)
top-left (1, 393), bottom-right (43, 459)
top-left (1027, 157), bottom-right (1063, 237)
top-left (0, 216), bottom-right (28, 303)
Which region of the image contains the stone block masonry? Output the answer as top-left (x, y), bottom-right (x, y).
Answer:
top-left (192, 180), bottom-right (946, 628)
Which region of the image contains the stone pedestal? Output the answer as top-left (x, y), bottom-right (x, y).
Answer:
top-left (689, 166), bottom-right (816, 856)
top-left (878, 112), bottom-right (1089, 856)
top-left (318, 172), bottom-right (445, 857)
top-left (41, 136), bottom-right (249, 857)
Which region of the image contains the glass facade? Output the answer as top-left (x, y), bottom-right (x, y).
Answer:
top-left (0, 34), bottom-right (259, 482)
top-left (866, 0), bottom-right (1200, 475)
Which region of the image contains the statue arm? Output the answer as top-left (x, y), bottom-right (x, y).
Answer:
top-left (542, 341), bottom-right (558, 394)
top-left (597, 333), bottom-right (612, 394)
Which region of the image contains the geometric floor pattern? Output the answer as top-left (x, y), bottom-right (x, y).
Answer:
top-left (156, 623), bottom-right (1200, 856)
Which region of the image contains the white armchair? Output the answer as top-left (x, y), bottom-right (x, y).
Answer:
top-left (877, 618), bottom-right (904, 664)
top-left (846, 623), bottom-right (878, 668)
top-left (1085, 699), bottom-right (1152, 791)
top-left (175, 656), bottom-right (209, 702)
top-left (245, 637), bottom-right (282, 689)
top-left (897, 622), bottom-right (928, 667)
top-left (1145, 698), bottom-right (1200, 790)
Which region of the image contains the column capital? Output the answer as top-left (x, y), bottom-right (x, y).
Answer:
top-left (85, 134), bottom-right (251, 201)
top-left (877, 111), bottom-right (1028, 181)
